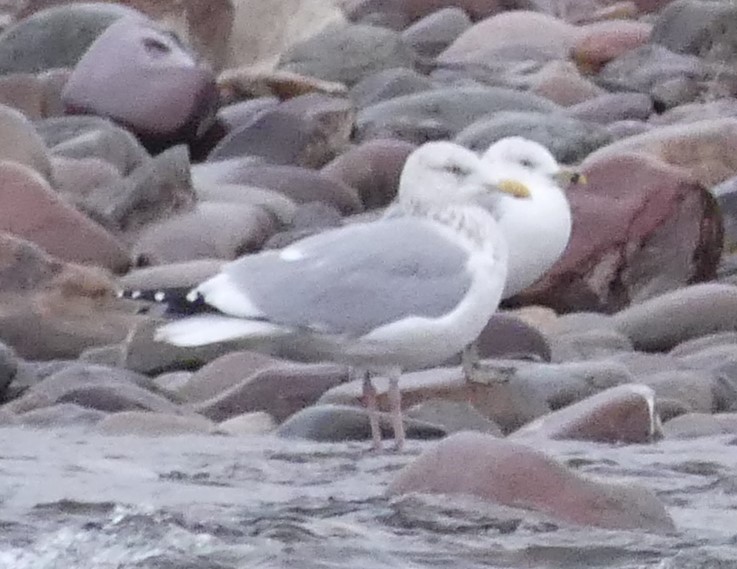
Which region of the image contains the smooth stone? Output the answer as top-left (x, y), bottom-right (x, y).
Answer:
top-left (664, 412), bottom-right (737, 439)
top-left (185, 351), bottom-right (349, 422)
top-left (217, 97), bottom-right (280, 131)
top-left (656, 398), bottom-right (691, 423)
top-left (355, 86), bottom-right (559, 143)
top-left (321, 138), bottom-right (416, 209)
top-left (319, 365), bottom-right (550, 434)
top-left (607, 351), bottom-right (689, 377)
top-left (35, 115), bottom-right (149, 176)
top-left (0, 3), bottom-right (139, 74)
top-left (650, 99), bottom-right (737, 127)
top-left (0, 160), bottom-right (130, 272)
top-left (0, 103), bottom-right (52, 179)
top-left (640, 369), bottom-right (716, 414)
top-left (117, 259), bottom-right (224, 293)
top-left (549, 329), bottom-right (634, 363)
top-left (209, 94), bottom-right (354, 168)
top-left (262, 202), bottom-right (343, 250)
top-left (512, 153), bottom-right (722, 313)
top-left (485, 359), bottom-right (634, 411)
top-left (12, 402), bottom-right (107, 427)
top-left (3, 362), bottom-right (180, 415)
top-left (0, 72), bottom-right (45, 119)
top-left (388, 431), bottom-right (675, 532)
top-left (614, 284), bottom-right (737, 352)
top-left (710, 174), bottom-right (737, 249)
top-left (279, 23), bottom-right (416, 87)
top-left (564, 93), bottom-right (654, 125)
top-left (512, 384), bottom-right (659, 443)
top-left (194, 182), bottom-right (297, 225)
top-left (527, 60), bottom-right (606, 107)
top-left (0, 341), bottom-right (18, 397)
top-left (651, 0), bottom-right (737, 57)
top-left (344, 0), bottom-right (506, 28)
top-left (193, 161), bottom-right (363, 215)
top-left (605, 120), bottom-right (652, 140)
top-left (151, 371), bottom-right (193, 397)
top-left (401, 7), bottom-right (472, 58)
top-left (350, 67), bottom-right (435, 109)
top-left (597, 45), bottom-right (711, 106)
top-left (552, 311), bottom-right (617, 336)
top-left (454, 110), bottom-right (611, 164)
top-left (276, 403), bottom-right (446, 442)
top-left (225, 0), bottom-right (345, 69)
top-left (217, 67), bottom-right (347, 105)
top-left (51, 155), bottom-right (127, 214)
top-left (96, 410), bottom-right (217, 436)
top-left (131, 201), bottom-right (277, 266)
top-left (670, 332), bottom-right (737, 358)
top-left (406, 399), bottom-right (503, 435)
top-left (572, 20), bottom-right (652, 73)
top-left (0, 234), bottom-right (142, 360)
top-left (218, 411), bottom-right (277, 435)
top-left (676, 345), bottom-right (737, 411)
top-left (438, 11), bottom-right (577, 64)
top-left (62, 17), bottom-right (218, 146)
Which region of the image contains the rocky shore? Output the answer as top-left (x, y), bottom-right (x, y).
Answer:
top-left (1, 1), bottom-right (737, 567)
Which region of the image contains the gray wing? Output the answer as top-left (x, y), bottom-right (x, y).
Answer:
top-left (219, 217), bottom-right (473, 337)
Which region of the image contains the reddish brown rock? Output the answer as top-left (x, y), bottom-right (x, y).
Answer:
top-left (388, 432), bottom-right (675, 532)
top-left (528, 61), bottom-right (605, 107)
top-left (62, 17), bottom-right (218, 147)
top-left (321, 138), bottom-right (416, 209)
top-left (0, 161), bottom-right (130, 272)
top-left (572, 20), bottom-right (652, 72)
top-left (511, 153), bottom-right (723, 313)
top-left (512, 384), bottom-right (659, 443)
top-left (0, 233), bottom-right (144, 360)
top-left (185, 351), bottom-right (349, 422)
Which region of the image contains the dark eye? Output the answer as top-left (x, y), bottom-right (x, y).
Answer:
top-left (447, 164), bottom-right (470, 177)
top-left (520, 158), bottom-right (535, 169)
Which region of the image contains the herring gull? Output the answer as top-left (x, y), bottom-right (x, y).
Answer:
top-left (152, 141), bottom-right (531, 450)
top-left (461, 137), bottom-right (583, 380)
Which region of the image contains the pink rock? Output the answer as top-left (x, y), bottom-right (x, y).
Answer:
top-left (513, 153), bottom-right (722, 312)
top-left (388, 432), bottom-right (675, 532)
top-left (0, 161), bottom-right (130, 272)
top-left (528, 60), bottom-right (605, 106)
top-left (512, 384), bottom-right (659, 443)
top-left (584, 118), bottom-right (737, 188)
top-left (439, 11), bottom-right (578, 64)
top-left (62, 17), bottom-right (217, 145)
top-left (573, 20), bottom-right (652, 72)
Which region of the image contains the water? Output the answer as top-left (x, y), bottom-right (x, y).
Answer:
top-left (0, 427), bottom-right (736, 569)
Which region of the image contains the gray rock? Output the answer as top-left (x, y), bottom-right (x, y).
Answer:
top-left (663, 412), bottom-right (737, 439)
top-left (276, 404), bottom-right (446, 442)
top-left (12, 402), bottom-right (107, 428)
top-left (279, 23), bottom-right (417, 87)
top-left (354, 86), bottom-right (559, 143)
top-left (0, 3), bottom-right (140, 74)
top-left (550, 329), bottom-right (634, 363)
top-left (492, 359), bottom-right (634, 410)
top-left (455, 110), bottom-right (612, 164)
top-left (639, 369), bottom-right (716, 414)
top-left (96, 410), bottom-right (216, 436)
top-left (0, 341), bottom-right (18, 397)
top-left (402, 7), bottom-right (472, 58)
top-left (194, 182), bottom-right (297, 225)
top-left (3, 363), bottom-right (181, 415)
top-left (670, 331), bottom-right (737, 357)
top-left (613, 284), bottom-right (737, 352)
top-left (218, 411), bottom-right (276, 435)
top-left (711, 175), bottom-right (737, 249)
top-left (350, 67), bottom-right (435, 109)
top-left (607, 351), bottom-right (689, 377)
top-left (553, 311), bottom-right (617, 336)
top-left (35, 115), bottom-right (149, 175)
top-left (406, 398), bottom-right (502, 435)
top-left (651, 0), bottom-right (737, 59)
top-left (564, 93), bottom-right (654, 125)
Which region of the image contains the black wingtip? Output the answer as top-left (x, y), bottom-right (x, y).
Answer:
top-left (117, 287), bottom-right (217, 316)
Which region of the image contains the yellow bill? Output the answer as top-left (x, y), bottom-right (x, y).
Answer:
top-left (496, 178), bottom-right (531, 198)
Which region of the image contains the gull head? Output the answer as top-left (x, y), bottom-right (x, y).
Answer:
top-left (398, 141), bottom-right (531, 207)
top-left (483, 137), bottom-right (586, 190)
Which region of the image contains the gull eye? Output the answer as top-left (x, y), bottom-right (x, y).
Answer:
top-left (446, 164), bottom-right (470, 177)
top-left (520, 158), bottom-right (535, 169)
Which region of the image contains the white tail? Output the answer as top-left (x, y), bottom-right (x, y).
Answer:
top-left (154, 315), bottom-right (286, 347)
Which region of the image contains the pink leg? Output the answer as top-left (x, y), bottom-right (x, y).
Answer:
top-left (388, 369), bottom-right (405, 451)
top-left (362, 371), bottom-right (382, 450)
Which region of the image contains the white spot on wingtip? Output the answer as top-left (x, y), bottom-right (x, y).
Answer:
top-left (279, 248), bottom-right (305, 262)
top-left (186, 290), bottom-right (199, 303)
top-left (154, 291), bottom-right (166, 302)
top-left (131, 290), bottom-right (141, 299)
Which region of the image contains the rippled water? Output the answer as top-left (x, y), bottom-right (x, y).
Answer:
top-left (1, 427), bottom-right (736, 569)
